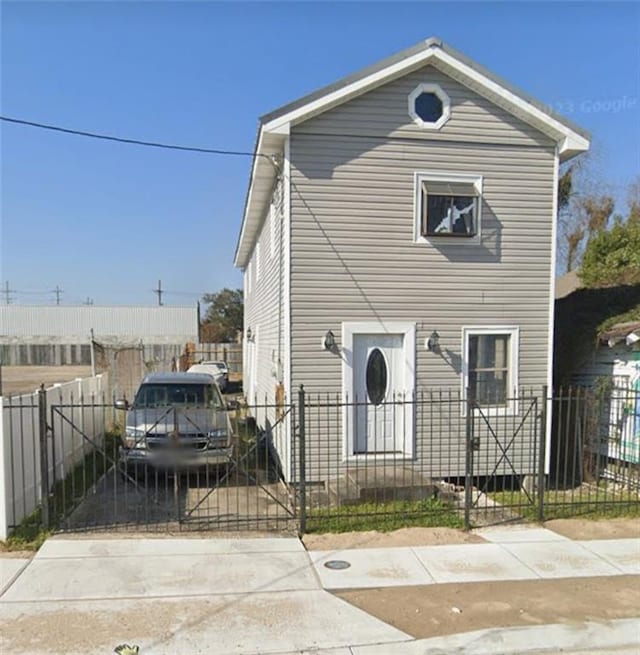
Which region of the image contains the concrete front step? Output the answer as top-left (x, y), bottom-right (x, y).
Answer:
top-left (325, 466), bottom-right (456, 505)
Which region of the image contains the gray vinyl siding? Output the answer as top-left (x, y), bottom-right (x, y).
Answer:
top-left (294, 65), bottom-right (555, 148)
top-left (289, 65), bottom-right (556, 481)
top-left (242, 181), bottom-right (287, 455)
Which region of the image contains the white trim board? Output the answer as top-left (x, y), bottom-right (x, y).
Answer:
top-left (283, 136), bottom-right (293, 481)
top-left (545, 148), bottom-right (560, 472)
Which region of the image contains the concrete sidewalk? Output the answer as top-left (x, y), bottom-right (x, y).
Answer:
top-left (1, 525), bottom-right (638, 654)
top-left (309, 526), bottom-right (639, 589)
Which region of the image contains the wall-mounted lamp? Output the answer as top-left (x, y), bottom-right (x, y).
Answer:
top-left (246, 327), bottom-right (253, 341)
top-left (426, 330), bottom-right (440, 352)
top-left (323, 329), bottom-right (337, 351)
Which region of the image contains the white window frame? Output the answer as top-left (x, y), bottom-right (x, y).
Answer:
top-left (342, 321), bottom-right (416, 462)
top-left (414, 171), bottom-right (483, 245)
top-left (246, 261), bottom-right (252, 295)
top-left (408, 83), bottom-right (451, 130)
top-left (461, 326), bottom-right (519, 416)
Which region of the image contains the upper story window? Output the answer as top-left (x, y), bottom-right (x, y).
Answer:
top-left (414, 172), bottom-right (483, 244)
top-left (408, 83), bottom-right (451, 130)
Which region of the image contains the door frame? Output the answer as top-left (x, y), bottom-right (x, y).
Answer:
top-left (342, 321), bottom-right (416, 461)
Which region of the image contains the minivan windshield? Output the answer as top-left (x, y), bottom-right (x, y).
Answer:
top-left (133, 383), bottom-right (223, 409)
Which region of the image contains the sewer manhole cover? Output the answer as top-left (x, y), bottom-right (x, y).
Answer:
top-left (324, 559), bottom-right (351, 570)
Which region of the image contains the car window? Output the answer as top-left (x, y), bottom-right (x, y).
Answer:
top-left (133, 383), bottom-right (223, 409)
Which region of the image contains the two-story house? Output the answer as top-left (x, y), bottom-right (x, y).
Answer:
top-left (235, 38), bottom-right (590, 484)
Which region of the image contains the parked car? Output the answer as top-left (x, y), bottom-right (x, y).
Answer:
top-left (115, 372), bottom-right (233, 473)
top-left (187, 360), bottom-right (229, 392)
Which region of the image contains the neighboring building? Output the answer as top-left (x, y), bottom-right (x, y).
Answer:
top-left (555, 284), bottom-right (640, 467)
top-left (597, 321), bottom-right (640, 465)
top-left (235, 38), bottom-right (590, 482)
top-left (0, 305), bottom-right (198, 365)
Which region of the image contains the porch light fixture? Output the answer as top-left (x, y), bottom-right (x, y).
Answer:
top-left (323, 330), bottom-right (337, 351)
top-left (246, 327), bottom-right (253, 341)
top-left (426, 330), bottom-right (440, 352)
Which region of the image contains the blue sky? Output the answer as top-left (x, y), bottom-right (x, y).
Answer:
top-left (2, 1), bottom-right (638, 306)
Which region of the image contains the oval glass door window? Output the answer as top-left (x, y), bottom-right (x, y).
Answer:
top-left (366, 348), bottom-right (388, 405)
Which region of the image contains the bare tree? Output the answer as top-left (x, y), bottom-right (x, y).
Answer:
top-left (556, 148), bottom-right (613, 273)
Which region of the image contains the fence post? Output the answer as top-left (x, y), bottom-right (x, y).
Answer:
top-left (38, 384), bottom-right (50, 530)
top-left (537, 385), bottom-right (548, 523)
top-left (537, 384), bottom-right (549, 523)
top-left (464, 388), bottom-right (474, 530)
top-left (298, 384), bottom-right (307, 535)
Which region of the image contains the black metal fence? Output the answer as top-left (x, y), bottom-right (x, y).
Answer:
top-left (298, 385), bottom-right (639, 531)
top-left (2, 385), bottom-right (638, 540)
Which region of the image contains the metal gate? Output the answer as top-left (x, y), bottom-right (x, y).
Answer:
top-left (464, 390), bottom-right (545, 528)
top-left (39, 396), bottom-right (297, 533)
top-left (6, 384), bottom-right (636, 540)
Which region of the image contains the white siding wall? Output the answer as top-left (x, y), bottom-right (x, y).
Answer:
top-left (289, 63), bottom-right (556, 480)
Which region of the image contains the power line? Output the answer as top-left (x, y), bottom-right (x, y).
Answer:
top-left (0, 115), bottom-right (270, 160)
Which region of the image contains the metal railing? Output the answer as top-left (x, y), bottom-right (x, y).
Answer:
top-left (1, 384), bottom-right (638, 540)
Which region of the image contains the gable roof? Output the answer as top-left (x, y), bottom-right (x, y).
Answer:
top-left (235, 37), bottom-right (591, 268)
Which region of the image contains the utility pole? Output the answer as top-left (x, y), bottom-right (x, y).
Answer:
top-left (154, 279), bottom-right (164, 306)
top-left (2, 281), bottom-right (15, 304)
top-left (53, 286), bottom-right (63, 305)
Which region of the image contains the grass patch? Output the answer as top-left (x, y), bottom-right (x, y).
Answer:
top-left (306, 498), bottom-right (464, 533)
top-left (1, 430), bottom-right (122, 552)
top-left (2, 508), bottom-right (51, 552)
top-left (490, 487), bottom-right (640, 521)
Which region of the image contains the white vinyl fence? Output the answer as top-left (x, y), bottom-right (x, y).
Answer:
top-left (0, 374), bottom-right (108, 540)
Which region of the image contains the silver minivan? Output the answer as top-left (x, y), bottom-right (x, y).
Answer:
top-left (116, 372), bottom-right (233, 471)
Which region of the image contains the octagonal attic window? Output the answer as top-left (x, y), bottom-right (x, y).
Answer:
top-left (408, 83), bottom-right (451, 130)
top-left (414, 92), bottom-right (442, 123)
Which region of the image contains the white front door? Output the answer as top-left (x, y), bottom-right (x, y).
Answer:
top-left (353, 334), bottom-right (405, 454)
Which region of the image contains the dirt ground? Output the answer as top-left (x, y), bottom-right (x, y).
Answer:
top-left (545, 517), bottom-right (640, 540)
top-left (336, 575), bottom-right (640, 639)
top-left (1, 365), bottom-right (92, 396)
top-left (303, 527), bottom-right (485, 550)
top-left (302, 518), bottom-right (640, 551)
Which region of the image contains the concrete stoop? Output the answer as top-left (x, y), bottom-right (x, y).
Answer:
top-left (317, 467), bottom-right (458, 506)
